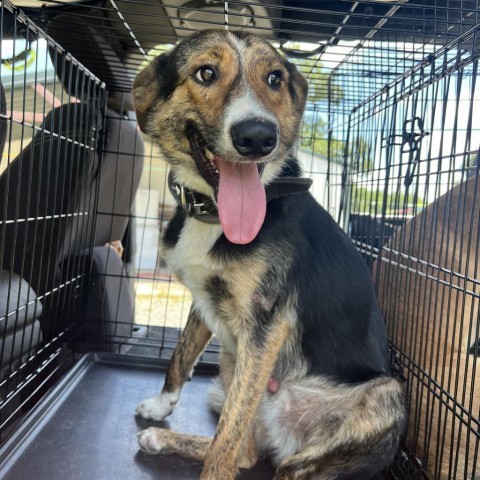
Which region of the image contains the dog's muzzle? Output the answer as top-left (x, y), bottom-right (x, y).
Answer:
top-left (230, 119), bottom-right (278, 157)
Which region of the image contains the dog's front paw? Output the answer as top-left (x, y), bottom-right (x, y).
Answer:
top-left (136, 390), bottom-right (180, 421)
top-left (137, 427), bottom-right (168, 454)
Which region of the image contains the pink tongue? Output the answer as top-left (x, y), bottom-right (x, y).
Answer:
top-left (216, 158), bottom-right (266, 244)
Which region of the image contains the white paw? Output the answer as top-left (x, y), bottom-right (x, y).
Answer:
top-left (135, 390), bottom-right (180, 421)
top-left (137, 427), bottom-right (166, 454)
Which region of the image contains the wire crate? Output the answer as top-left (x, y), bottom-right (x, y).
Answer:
top-left (1, 1), bottom-right (479, 479)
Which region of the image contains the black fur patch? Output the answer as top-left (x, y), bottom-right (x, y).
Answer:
top-left (285, 60), bottom-right (308, 106)
top-left (210, 191), bottom-right (389, 383)
top-left (205, 275), bottom-right (232, 306)
top-left (285, 193), bottom-right (390, 382)
top-left (284, 61), bottom-right (300, 104)
top-left (280, 157), bottom-right (303, 177)
top-left (154, 53), bottom-right (179, 100)
top-left (163, 207), bottom-right (185, 248)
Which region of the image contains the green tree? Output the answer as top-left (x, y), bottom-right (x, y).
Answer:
top-left (351, 185), bottom-right (424, 215)
top-left (299, 113), bottom-right (345, 160)
top-left (299, 113), bottom-right (374, 172)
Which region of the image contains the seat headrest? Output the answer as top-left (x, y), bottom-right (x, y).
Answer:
top-left (47, 14), bottom-right (135, 110)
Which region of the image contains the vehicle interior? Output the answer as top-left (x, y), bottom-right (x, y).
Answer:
top-left (0, 1), bottom-right (479, 479)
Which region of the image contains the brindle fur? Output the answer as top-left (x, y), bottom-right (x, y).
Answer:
top-left (134, 30), bottom-right (405, 480)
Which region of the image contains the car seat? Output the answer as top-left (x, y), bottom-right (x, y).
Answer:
top-left (0, 80), bottom-right (44, 382)
top-left (0, 17), bottom-right (145, 350)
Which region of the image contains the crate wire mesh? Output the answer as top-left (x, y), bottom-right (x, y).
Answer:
top-left (0, 1), bottom-right (109, 441)
top-left (345, 19), bottom-right (480, 479)
top-left (1, 0), bottom-right (480, 478)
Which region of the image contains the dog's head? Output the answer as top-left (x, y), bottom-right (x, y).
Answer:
top-left (134, 30), bottom-right (308, 244)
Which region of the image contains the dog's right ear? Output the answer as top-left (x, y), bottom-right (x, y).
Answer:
top-left (133, 54), bottom-right (167, 133)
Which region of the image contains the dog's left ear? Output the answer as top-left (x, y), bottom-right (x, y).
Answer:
top-left (285, 60), bottom-right (308, 114)
top-left (133, 54), bottom-right (167, 133)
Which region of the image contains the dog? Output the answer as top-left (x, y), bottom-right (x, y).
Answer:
top-left (133, 29), bottom-right (405, 480)
top-left (374, 175), bottom-right (480, 479)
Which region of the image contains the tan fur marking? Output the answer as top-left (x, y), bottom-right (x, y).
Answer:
top-left (219, 350), bottom-right (259, 470)
top-left (201, 321), bottom-right (292, 480)
top-left (182, 48), bottom-right (239, 125)
top-left (139, 427), bottom-right (212, 460)
top-left (216, 256), bottom-right (269, 329)
top-left (243, 46), bottom-right (306, 145)
top-left (163, 306), bottom-right (213, 392)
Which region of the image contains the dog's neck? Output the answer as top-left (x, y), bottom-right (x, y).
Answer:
top-left (168, 171), bottom-right (312, 225)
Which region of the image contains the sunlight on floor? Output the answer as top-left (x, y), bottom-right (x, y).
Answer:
top-left (134, 279), bottom-right (192, 329)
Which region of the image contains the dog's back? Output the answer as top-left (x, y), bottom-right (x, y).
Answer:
top-left (248, 187), bottom-right (391, 383)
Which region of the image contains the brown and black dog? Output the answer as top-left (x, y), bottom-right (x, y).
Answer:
top-left (133, 30), bottom-right (405, 480)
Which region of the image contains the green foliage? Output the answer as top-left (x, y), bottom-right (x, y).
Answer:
top-left (299, 114), bottom-right (343, 159)
top-left (300, 61), bottom-right (344, 104)
top-left (351, 185), bottom-right (425, 215)
top-left (350, 137), bottom-right (374, 173)
top-left (288, 47), bottom-right (372, 171)
top-left (299, 115), bottom-right (373, 172)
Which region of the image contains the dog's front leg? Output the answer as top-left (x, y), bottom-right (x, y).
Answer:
top-left (136, 305), bottom-right (212, 421)
top-left (201, 320), bottom-right (291, 480)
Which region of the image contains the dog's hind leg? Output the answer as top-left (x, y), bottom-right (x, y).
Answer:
top-left (273, 444), bottom-right (392, 480)
top-left (136, 305), bottom-right (212, 421)
top-left (137, 425), bottom-right (258, 470)
top-left (138, 324), bottom-right (285, 473)
top-left (139, 352), bottom-right (259, 473)
top-left (138, 428), bottom-right (211, 460)
top-left (267, 376), bottom-right (405, 480)
top-left (272, 448), bottom-right (327, 480)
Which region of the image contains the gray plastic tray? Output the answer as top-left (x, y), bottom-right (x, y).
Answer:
top-left (0, 353), bottom-right (275, 479)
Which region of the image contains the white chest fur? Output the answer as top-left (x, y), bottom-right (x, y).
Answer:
top-left (163, 218), bottom-right (238, 353)
top-left (164, 218), bottom-right (223, 285)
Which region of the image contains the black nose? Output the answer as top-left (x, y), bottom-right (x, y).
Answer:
top-left (230, 120), bottom-right (278, 157)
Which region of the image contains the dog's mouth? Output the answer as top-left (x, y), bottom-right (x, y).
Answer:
top-left (187, 128), bottom-right (267, 245)
top-left (188, 130), bottom-right (220, 189)
top-left (188, 129), bottom-right (265, 189)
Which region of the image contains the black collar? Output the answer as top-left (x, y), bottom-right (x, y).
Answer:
top-left (168, 171), bottom-right (312, 225)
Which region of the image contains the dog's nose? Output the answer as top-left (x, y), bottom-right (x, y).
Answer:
top-left (231, 120), bottom-right (277, 157)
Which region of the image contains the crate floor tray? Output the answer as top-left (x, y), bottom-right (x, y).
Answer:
top-left (0, 353), bottom-right (275, 479)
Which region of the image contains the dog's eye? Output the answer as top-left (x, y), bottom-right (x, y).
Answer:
top-left (195, 66), bottom-right (216, 84)
top-left (267, 71), bottom-right (282, 89)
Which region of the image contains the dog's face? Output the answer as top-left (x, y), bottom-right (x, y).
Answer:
top-left (134, 30), bottom-right (308, 244)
